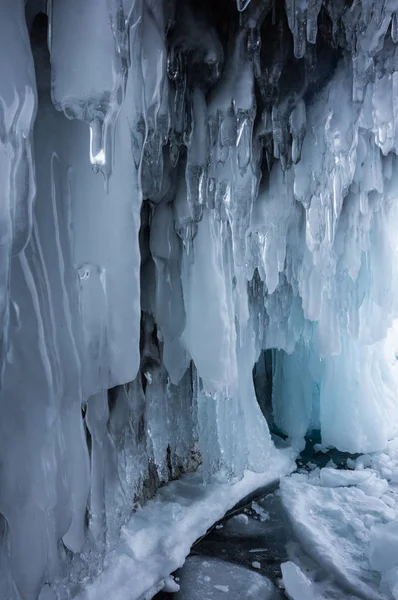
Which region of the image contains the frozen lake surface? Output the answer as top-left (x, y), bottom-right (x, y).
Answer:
top-left (155, 440), bottom-right (398, 599)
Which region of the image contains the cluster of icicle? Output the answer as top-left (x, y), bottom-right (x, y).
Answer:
top-left (2, 0), bottom-right (398, 598)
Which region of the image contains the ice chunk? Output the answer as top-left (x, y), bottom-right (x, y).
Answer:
top-left (369, 520), bottom-right (398, 573)
top-left (320, 467), bottom-right (378, 488)
top-left (320, 467), bottom-right (389, 499)
top-left (162, 575), bottom-right (180, 593)
top-left (174, 556), bottom-right (279, 600)
top-left (251, 501), bottom-right (270, 522)
top-left (281, 561), bottom-right (315, 600)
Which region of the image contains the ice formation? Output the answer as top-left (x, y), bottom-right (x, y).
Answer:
top-left (2, 0), bottom-right (398, 598)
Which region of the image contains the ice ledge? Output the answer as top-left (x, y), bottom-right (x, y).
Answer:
top-left (73, 448), bottom-right (295, 600)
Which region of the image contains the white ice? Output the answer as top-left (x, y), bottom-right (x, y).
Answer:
top-left (3, 1), bottom-right (398, 598)
top-left (281, 561), bottom-right (315, 600)
top-left (73, 449), bottom-right (293, 600)
top-left (280, 439), bottom-right (398, 599)
top-left (173, 555), bottom-right (279, 599)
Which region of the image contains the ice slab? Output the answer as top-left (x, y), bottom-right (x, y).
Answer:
top-left (319, 467), bottom-right (375, 487)
top-left (319, 467), bottom-right (389, 497)
top-left (173, 555), bottom-right (280, 600)
top-left (282, 541), bottom-right (364, 600)
top-left (369, 520), bottom-right (398, 573)
top-left (280, 473), bottom-right (396, 599)
top-left (281, 561), bottom-right (315, 600)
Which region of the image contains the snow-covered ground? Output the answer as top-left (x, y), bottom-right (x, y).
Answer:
top-left (280, 439), bottom-right (398, 599)
top-left (72, 448), bottom-right (294, 600)
top-left (276, 325), bottom-right (398, 599)
top-left (153, 437), bottom-right (398, 600)
top-left (73, 438), bottom-right (398, 600)
top-left (70, 321), bottom-right (398, 600)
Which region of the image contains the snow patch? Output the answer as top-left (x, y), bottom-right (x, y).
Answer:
top-left (73, 450), bottom-right (294, 600)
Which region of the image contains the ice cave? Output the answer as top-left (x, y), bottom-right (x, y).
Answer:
top-left (3, 0), bottom-right (398, 598)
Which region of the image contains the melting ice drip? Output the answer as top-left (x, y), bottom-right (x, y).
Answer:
top-left (1, 0), bottom-right (398, 598)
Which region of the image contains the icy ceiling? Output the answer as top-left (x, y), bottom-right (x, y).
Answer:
top-left (2, 0), bottom-right (398, 598)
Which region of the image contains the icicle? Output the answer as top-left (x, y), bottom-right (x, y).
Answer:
top-left (50, 0), bottom-right (129, 181)
top-left (236, 0), bottom-right (253, 12)
top-left (289, 99), bottom-right (306, 164)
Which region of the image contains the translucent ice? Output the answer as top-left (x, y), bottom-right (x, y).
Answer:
top-left (0, 0), bottom-right (36, 377)
top-left (281, 561), bottom-right (315, 600)
top-left (3, 1), bottom-right (398, 599)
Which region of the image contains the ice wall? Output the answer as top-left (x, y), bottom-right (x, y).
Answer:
top-left (2, 0), bottom-right (398, 598)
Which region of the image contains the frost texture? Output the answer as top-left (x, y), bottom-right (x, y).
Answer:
top-left (1, 0), bottom-right (398, 598)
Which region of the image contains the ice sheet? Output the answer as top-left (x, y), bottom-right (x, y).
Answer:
top-left (280, 442), bottom-right (398, 600)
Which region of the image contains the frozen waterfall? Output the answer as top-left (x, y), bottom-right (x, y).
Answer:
top-left (2, 0), bottom-right (398, 598)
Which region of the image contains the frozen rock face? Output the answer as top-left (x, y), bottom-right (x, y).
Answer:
top-left (1, 0), bottom-right (398, 598)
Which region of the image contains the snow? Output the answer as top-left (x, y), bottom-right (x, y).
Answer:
top-left (281, 476), bottom-right (392, 598)
top-left (73, 449), bottom-right (294, 600)
top-left (161, 575), bottom-right (180, 593)
top-left (319, 467), bottom-right (389, 497)
top-left (280, 440), bottom-right (398, 599)
top-left (319, 467), bottom-right (374, 487)
top-left (369, 521), bottom-right (398, 573)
